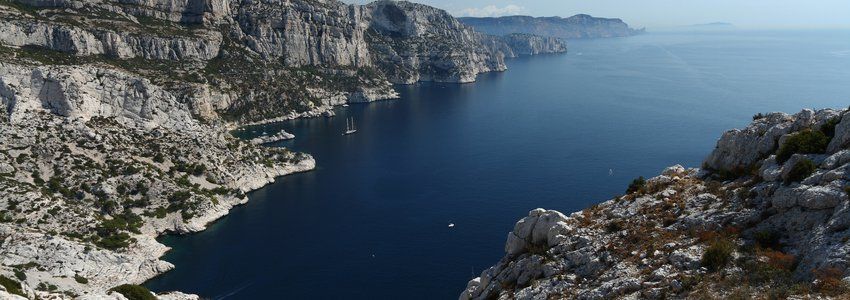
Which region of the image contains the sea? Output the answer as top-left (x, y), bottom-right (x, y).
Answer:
top-left (146, 29), bottom-right (850, 299)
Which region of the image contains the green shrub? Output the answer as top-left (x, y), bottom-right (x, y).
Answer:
top-left (191, 164), bottom-right (207, 176)
top-left (13, 269), bottom-right (26, 281)
top-left (821, 117), bottom-right (842, 138)
top-left (96, 232), bottom-right (132, 250)
top-left (93, 210), bottom-right (143, 249)
top-left (785, 158), bottom-right (816, 184)
top-left (154, 207), bottom-right (167, 218)
top-left (168, 190), bottom-right (191, 203)
top-left (776, 130), bottom-right (830, 163)
top-left (123, 165), bottom-right (140, 176)
top-left (74, 274), bottom-right (88, 284)
top-left (626, 176), bottom-right (646, 194)
top-left (0, 275), bottom-right (25, 297)
top-left (702, 237), bottom-right (735, 271)
top-left (111, 284), bottom-right (156, 300)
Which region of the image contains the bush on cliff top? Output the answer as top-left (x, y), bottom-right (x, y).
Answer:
top-left (626, 176), bottom-right (646, 194)
top-left (776, 130), bottom-right (830, 164)
top-left (785, 158), bottom-right (816, 184)
top-left (702, 236), bottom-right (735, 272)
top-left (111, 284), bottom-right (156, 300)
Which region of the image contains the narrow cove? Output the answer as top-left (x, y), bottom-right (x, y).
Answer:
top-left (146, 30), bottom-right (850, 299)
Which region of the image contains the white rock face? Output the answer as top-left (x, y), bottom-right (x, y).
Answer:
top-left (0, 63), bottom-right (200, 131)
top-left (704, 109), bottom-right (841, 173)
top-left (0, 62), bottom-right (316, 298)
top-left (0, 291), bottom-right (28, 300)
top-left (829, 113), bottom-right (850, 152)
top-left (15, 0), bottom-right (232, 24)
top-left (1, 0), bottom-right (565, 125)
top-left (0, 225), bottom-right (172, 293)
top-left (250, 129), bottom-right (296, 145)
top-left (0, 19), bottom-right (222, 60)
top-left (505, 209), bottom-right (570, 256)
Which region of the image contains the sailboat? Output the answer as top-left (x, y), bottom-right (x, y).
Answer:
top-left (343, 117), bottom-right (357, 135)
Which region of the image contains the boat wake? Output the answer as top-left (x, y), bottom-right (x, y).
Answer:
top-left (213, 280), bottom-right (256, 300)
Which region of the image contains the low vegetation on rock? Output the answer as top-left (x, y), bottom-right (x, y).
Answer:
top-left (110, 284), bottom-right (156, 300)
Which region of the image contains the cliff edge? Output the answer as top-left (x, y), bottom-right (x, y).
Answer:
top-left (462, 108), bottom-right (850, 299)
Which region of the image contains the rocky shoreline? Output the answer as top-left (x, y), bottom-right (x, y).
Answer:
top-left (0, 65), bottom-right (319, 298)
top-left (0, 0), bottom-right (569, 298)
top-left (461, 108), bottom-right (850, 299)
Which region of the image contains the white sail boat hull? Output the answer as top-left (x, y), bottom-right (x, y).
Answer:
top-left (343, 117), bottom-right (358, 135)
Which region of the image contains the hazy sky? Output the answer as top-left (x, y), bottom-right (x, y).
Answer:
top-left (344, 0), bottom-right (850, 29)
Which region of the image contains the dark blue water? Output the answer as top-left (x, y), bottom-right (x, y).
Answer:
top-left (146, 30), bottom-right (850, 299)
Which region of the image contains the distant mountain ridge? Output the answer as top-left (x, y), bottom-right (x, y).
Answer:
top-left (459, 14), bottom-right (644, 39)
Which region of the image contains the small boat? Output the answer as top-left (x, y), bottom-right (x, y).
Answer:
top-left (448, 223), bottom-right (455, 228)
top-left (342, 104), bottom-right (350, 107)
top-left (343, 117), bottom-right (357, 135)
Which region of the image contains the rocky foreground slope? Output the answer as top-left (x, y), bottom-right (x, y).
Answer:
top-left (461, 108), bottom-right (850, 299)
top-left (0, 0), bottom-right (566, 299)
top-left (459, 14), bottom-right (644, 40)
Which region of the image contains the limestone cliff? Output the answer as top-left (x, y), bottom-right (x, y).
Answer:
top-left (0, 0), bottom-right (566, 123)
top-left (462, 108), bottom-right (850, 299)
top-left (460, 14), bottom-right (644, 40)
top-left (0, 0), bottom-right (566, 298)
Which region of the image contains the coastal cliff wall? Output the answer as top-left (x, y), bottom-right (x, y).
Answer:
top-left (0, 0), bottom-right (566, 299)
top-left (460, 14), bottom-right (644, 39)
top-left (462, 108), bottom-right (850, 299)
top-left (0, 0), bottom-right (567, 122)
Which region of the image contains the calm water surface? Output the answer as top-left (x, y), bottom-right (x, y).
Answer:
top-left (147, 30), bottom-right (850, 299)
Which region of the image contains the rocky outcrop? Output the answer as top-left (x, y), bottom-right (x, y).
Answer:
top-left (488, 33), bottom-right (567, 57)
top-left (0, 62), bottom-right (201, 130)
top-left (363, 0), bottom-right (512, 83)
top-left (460, 14), bottom-right (644, 39)
top-left (250, 129), bottom-right (295, 145)
top-left (463, 108), bottom-right (850, 299)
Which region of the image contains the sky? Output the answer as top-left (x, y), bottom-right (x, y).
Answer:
top-left (343, 0), bottom-right (850, 29)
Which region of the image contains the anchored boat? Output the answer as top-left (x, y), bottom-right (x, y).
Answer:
top-left (343, 117), bottom-right (357, 135)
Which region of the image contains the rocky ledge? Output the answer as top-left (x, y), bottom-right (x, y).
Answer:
top-left (462, 108), bottom-right (850, 299)
top-left (250, 130), bottom-right (296, 145)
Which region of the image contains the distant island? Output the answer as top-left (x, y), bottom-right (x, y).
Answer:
top-left (459, 14), bottom-right (645, 39)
